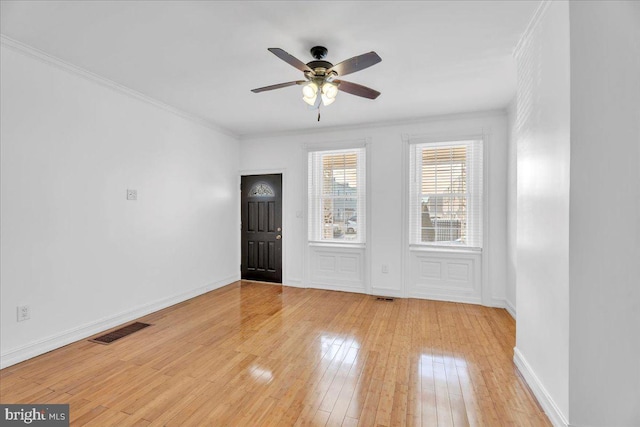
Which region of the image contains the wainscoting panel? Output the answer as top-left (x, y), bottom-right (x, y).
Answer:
top-left (308, 245), bottom-right (366, 293)
top-left (409, 249), bottom-right (482, 303)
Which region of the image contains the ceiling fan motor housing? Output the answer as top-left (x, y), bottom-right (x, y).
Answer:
top-left (306, 60), bottom-right (334, 75)
top-left (307, 47), bottom-right (333, 76)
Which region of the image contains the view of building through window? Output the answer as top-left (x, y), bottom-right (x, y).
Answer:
top-left (410, 138), bottom-right (482, 249)
top-left (420, 145), bottom-right (468, 244)
top-left (309, 147), bottom-right (365, 243)
top-left (321, 152), bottom-right (359, 240)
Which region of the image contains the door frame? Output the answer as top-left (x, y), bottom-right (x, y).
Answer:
top-left (239, 168), bottom-right (287, 284)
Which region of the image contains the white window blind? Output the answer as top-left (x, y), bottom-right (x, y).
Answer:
top-left (308, 148), bottom-right (366, 243)
top-left (409, 139), bottom-right (483, 248)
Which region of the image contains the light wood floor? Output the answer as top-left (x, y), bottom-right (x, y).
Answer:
top-left (1, 281), bottom-right (550, 426)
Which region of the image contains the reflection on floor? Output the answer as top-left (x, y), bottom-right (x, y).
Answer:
top-left (0, 281), bottom-right (550, 426)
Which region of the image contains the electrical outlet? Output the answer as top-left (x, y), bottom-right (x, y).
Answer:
top-left (126, 189), bottom-right (137, 200)
top-left (17, 305), bottom-right (30, 322)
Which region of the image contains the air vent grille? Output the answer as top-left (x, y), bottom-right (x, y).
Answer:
top-left (89, 322), bottom-right (151, 345)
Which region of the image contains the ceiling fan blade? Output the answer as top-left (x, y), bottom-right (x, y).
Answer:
top-left (251, 80), bottom-right (306, 93)
top-left (268, 48), bottom-right (313, 73)
top-left (328, 52), bottom-right (381, 77)
top-left (335, 80), bottom-right (381, 99)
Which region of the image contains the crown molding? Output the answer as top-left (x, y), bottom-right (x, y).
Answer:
top-left (239, 108), bottom-right (507, 141)
top-left (514, 0), bottom-right (553, 58)
top-left (0, 34), bottom-right (238, 139)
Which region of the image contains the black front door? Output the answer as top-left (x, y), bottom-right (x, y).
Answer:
top-left (241, 174), bottom-right (282, 283)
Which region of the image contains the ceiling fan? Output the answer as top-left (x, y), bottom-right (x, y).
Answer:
top-left (251, 46), bottom-right (382, 120)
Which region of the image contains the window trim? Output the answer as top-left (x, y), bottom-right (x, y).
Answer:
top-left (306, 140), bottom-right (368, 246)
top-left (405, 134), bottom-right (485, 251)
top-left (401, 129), bottom-right (491, 305)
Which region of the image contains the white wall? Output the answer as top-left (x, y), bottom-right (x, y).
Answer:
top-left (0, 42), bottom-right (240, 368)
top-left (568, 1), bottom-right (640, 425)
top-left (514, 2), bottom-right (640, 425)
top-left (239, 112), bottom-right (509, 307)
top-left (513, 1), bottom-right (571, 424)
top-left (505, 98), bottom-right (517, 317)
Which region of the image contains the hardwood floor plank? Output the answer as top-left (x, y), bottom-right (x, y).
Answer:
top-left (0, 281), bottom-right (550, 426)
top-left (342, 416), bottom-right (359, 427)
top-left (160, 381), bottom-right (223, 426)
top-left (70, 404), bottom-right (109, 426)
top-left (310, 409), bottom-right (331, 426)
top-left (82, 408), bottom-right (131, 426)
top-left (345, 350), bottom-right (379, 420)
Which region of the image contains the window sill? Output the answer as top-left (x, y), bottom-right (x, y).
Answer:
top-left (309, 241), bottom-right (366, 250)
top-left (409, 245), bottom-right (481, 254)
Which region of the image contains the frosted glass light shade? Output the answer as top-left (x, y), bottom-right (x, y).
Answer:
top-left (322, 83), bottom-right (338, 98)
top-left (321, 82), bottom-right (338, 106)
top-left (302, 82), bottom-right (318, 105)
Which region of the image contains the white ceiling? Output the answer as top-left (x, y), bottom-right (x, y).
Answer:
top-left (1, 1), bottom-right (539, 137)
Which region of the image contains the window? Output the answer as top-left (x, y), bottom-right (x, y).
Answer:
top-left (308, 147), bottom-right (366, 243)
top-left (409, 139), bottom-right (483, 248)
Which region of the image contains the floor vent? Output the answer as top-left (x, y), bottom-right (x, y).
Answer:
top-left (375, 296), bottom-right (395, 302)
top-left (89, 322), bottom-right (151, 345)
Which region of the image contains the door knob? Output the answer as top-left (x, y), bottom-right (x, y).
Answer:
top-left (276, 235), bottom-right (282, 240)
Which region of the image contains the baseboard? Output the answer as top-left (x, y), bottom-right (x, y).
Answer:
top-left (513, 347), bottom-right (569, 427)
top-left (408, 291), bottom-right (482, 306)
top-left (0, 274), bottom-right (239, 369)
top-left (307, 282), bottom-right (367, 295)
top-left (283, 278), bottom-right (304, 288)
top-left (505, 298), bottom-right (516, 319)
top-left (370, 288), bottom-right (404, 299)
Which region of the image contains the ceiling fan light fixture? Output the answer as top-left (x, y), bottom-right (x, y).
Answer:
top-left (322, 82), bottom-right (338, 98)
top-left (321, 95), bottom-right (335, 106)
top-left (321, 82), bottom-right (338, 106)
top-left (302, 82), bottom-right (318, 105)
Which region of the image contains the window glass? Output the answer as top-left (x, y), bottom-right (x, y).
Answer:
top-left (309, 148), bottom-right (365, 243)
top-left (410, 140), bottom-right (482, 248)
